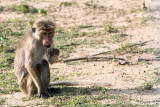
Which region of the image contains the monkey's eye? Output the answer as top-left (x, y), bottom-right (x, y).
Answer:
top-left (42, 32), bottom-right (47, 35)
top-left (32, 27), bottom-right (36, 33)
top-left (48, 33), bottom-right (53, 36)
top-left (48, 33), bottom-right (52, 35)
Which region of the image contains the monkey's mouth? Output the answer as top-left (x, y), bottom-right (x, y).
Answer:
top-left (45, 45), bottom-right (51, 48)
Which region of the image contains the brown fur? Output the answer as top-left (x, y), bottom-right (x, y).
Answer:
top-left (14, 19), bottom-right (58, 98)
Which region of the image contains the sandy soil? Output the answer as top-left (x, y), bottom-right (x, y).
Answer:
top-left (0, 0), bottom-right (160, 106)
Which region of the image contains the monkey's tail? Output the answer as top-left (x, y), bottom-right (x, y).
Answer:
top-left (49, 81), bottom-right (111, 87)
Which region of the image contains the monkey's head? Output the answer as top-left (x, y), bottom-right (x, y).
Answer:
top-left (32, 19), bottom-right (56, 48)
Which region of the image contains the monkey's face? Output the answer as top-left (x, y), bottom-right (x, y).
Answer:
top-left (40, 30), bottom-right (54, 48)
top-left (32, 19), bottom-right (56, 48)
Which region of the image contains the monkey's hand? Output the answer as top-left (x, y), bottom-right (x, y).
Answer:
top-left (47, 48), bottom-right (59, 64)
top-left (39, 93), bottom-right (50, 99)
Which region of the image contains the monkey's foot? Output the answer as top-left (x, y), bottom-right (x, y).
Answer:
top-left (47, 87), bottom-right (61, 94)
top-left (39, 93), bottom-right (50, 99)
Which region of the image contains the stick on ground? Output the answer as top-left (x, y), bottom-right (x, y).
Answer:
top-left (138, 58), bottom-right (160, 61)
top-left (63, 56), bottom-right (124, 62)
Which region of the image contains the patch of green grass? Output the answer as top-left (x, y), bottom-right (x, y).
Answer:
top-left (66, 62), bottom-right (81, 65)
top-left (17, 4), bottom-right (30, 13)
top-left (16, 86), bottom-right (139, 106)
top-left (111, 33), bottom-right (129, 43)
top-left (0, 98), bottom-right (5, 105)
top-left (103, 103), bottom-right (139, 107)
top-left (138, 60), bottom-right (150, 65)
top-left (0, 53), bottom-right (15, 71)
top-left (46, 96), bottom-right (72, 106)
top-left (79, 87), bottom-right (91, 95)
top-left (119, 46), bottom-right (154, 55)
top-left (64, 96), bottom-right (94, 106)
top-left (21, 97), bottom-right (34, 102)
top-left (0, 19), bottom-right (27, 71)
top-left (70, 27), bottom-right (80, 38)
top-left (80, 32), bottom-right (87, 37)
top-left (116, 9), bottom-right (127, 17)
top-left (154, 77), bottom-right (160, 85)
top-left (79, 31), bottom-right (100, 37)
top-left (5, 4), bottom-right (47, 15)
top-left (104, 24), bottom-right (118, 33)
top-left (4, 5), bottom-right (17, 12)
top-left (0, 71), bottom-right (19, 94)
top-left (129, 8), bottom-right (144, 13)
top-left (55, 27), bottom-right (64, 33)
top-left (143, 82), bottom-right (153, 90)
top-left (60, 2), bottom-right (72, 7)
top-left (97, 87), bottom-right (107, 100)
top-left (117, 42), bottom-right (146, 54)
top-left (55, 32), bottom-right (72, 57)
top-left (84, 1), bottom-right (97, 9)
top-left (37, 87), bottom-right (98, 106)
top-left (88, 32), bottom-right (100, 37)
top-left (84, 2), bottom-right (92, 7)
top-left (79, 25), bottom-right (93, 29)
top-left (50, 74), bottom-right (69, 82)
top-left (141, 16), bottom-right (149, 25)
top-left (121, 72), bottom-right (127, 75)
top-left (29, 7), bottom-right (38, 14)
top-left (38, 9), bottom-right (47, 16)
top-left (136, 81), bottom-right (154, 91)
top-left (78, 39), bottom-right (104, 48)
top-left (138, 48), bottom-right (154, 54)
top-left (140, 16), bottom-right (155, 25)
top-left (118, 43), bottom-right (137, 53)
top-left (55, 27), bottom-right (83, 58)
top-left (94, 41), bottom-right (150, 56)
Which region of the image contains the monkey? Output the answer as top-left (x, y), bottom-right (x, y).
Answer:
top-left (14, 18), bottom-right (60, 99)
top-left (14, 18), bottom-right (110, 99)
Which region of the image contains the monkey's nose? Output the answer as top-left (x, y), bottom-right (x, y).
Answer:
top-left (45, 45), bottom-right (50, 48)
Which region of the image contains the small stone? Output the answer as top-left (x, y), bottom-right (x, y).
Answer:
top-left (118, 60), bottom-right (129, 65)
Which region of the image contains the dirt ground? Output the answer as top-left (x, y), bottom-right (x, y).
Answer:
top-left (0, 0), bottom-right (160, 106)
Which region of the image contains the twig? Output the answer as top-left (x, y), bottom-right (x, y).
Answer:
top-left (143, 0), bottom-right (147, 9)
top-left (63, 56), bottom-right (124, 62)
top-left (63, 40), bottom-right (153, 62)
top-left (92, 51), bottom-right (112, 56)
top-left (138, 58), bottom-right (160, 61)
top-left (63, 43), bottom-right (80, 46)
top-left (58, 43), bottom-right (80, 49)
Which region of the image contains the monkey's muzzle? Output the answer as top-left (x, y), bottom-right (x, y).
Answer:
top-left (45, 45), bottom-right (51, 48)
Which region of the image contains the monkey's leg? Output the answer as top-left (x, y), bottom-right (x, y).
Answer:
top-left (40, 59), bottom-right (50, 90)
top-left (19, 73), bottom-right (37, 97)
top-left (34, 63), bottom-right (50, 99)
top-left (19, 75), bottom-right (28, 96)
top-left (41, 59), bottom-right (61, 94)
top-left (27, 75), bottom-right (37, 97)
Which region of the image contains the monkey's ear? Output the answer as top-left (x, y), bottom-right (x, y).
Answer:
top-left (31, 27), bottom-right (36, 33)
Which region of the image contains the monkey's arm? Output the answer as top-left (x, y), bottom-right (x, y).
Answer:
top-left (25, 49), bottom-right (45, 95)
top-left (46, 48), bottom-right (59, 64)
